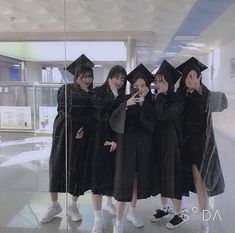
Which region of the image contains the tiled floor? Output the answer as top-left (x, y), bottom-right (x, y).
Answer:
top-left (0, 130), bottom-right (234, 233)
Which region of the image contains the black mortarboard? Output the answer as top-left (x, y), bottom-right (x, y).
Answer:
top-left (176, 57), bottom-right (208, 74)
top-left (156, 60), bottom-right (181, 84)
top-left (126, 63), bottom-right (154, 84)
top-left (66, 54), bottom-right (95, 75)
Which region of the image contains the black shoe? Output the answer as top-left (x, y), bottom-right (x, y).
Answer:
top-left (166, 214), bottom-right (185, 229)
top-left (150, 209), bottom-right (169, 222)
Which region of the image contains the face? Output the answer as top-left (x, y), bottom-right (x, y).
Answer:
top-left (133, 78), bottom-right (147, 95)
top-left (110, 74), bottom-right (125, 90)
top-left (77, 71), bottom-right (93, 88)
top-left (155, 74), bottom-right (168, 91)
top-left (185, 70), bottom-right (199, 88)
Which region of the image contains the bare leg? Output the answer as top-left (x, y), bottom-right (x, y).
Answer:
top-left (50, 192), bottom-right (58, 202)
top-left (160, 196), bottom-right (169, 210)
top-left (130, 179), bottom-right (137, 208)
top-left (192, 165), bottom-right (210, 231)
top-left (192, 165), bottom-right (209, 212)
top-left (92, 194), bottom-right (103, 223)
top-left (116, 201), bottom-right (126, 221)
top-left (92, 194), bottom-right (103, 210)
top-left (92, 194), bottom-right (103, 232)
top-left (171, 198), bottom-right (182, 215)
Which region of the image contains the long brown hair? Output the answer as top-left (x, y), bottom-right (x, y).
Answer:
top-left (101, 65), bottom-right (127, 97)
top-left (177, 66), bottom-right (201, 95)
top-left (74, 64), bottom-right (94, 90)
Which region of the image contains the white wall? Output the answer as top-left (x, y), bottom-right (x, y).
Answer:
top-left (200, 40), bottom-right (235, 140)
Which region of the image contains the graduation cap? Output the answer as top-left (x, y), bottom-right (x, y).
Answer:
top-left (176, 57), bottom-right (208, 74)
top-left (126, 63), bottom-right (154, 84)
top-left (156, 60), bottom-right (181, 84)
top-left (66, 54), bottom-right (95, 75)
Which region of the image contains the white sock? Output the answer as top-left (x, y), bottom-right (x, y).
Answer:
top-left (129, 206), bottom-right (135, 213)
top-left (181, 197), bottom-right (187, 210)
top-left (52, 201), bottom-right (58, 207)
top-left (70, 200), bottom-right (77, 207)
top-left (94, 210), bottom-right (101, 222)
top-left (116, 220), bottom-right (123, 226)
top-left (161, 205), bottom-right (168, 212)
top-left (105, 196), bottom-right (112, 205)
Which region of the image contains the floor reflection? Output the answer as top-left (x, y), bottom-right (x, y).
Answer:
top-left (0, 131), bottom-right (234, 233)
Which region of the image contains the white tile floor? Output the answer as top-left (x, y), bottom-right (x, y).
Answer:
top-left (0, 130), bottom-right (234, 233)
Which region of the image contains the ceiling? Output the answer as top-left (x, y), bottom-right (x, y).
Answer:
top-left (0, 0), bottom-right (235, 69)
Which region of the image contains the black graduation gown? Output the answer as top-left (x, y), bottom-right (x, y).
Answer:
top-left (49, 83), bottom-right (93, 196)
top-left (113, 93), bottom-right (156, 202)
top-left (181, 85), bottom-right (225, 197)
top-left (152, 92), bottom-right (184, 200)
top-left (88, 85), bottom-right (121, 196)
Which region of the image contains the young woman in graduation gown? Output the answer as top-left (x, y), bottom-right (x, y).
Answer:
top-left (89, 65), bottom-right (127, 233)
top-left (176, 57), bottom-right (225, 233)
top-left (41, 60), bottom-right (94, 223)
top-left (111, 64), bottom-right (156, 233)
top-left (151, 60), bottom-right (185, 229)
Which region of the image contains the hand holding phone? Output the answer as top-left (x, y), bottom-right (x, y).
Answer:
top-left (132, 88), bottom-right (140, 97)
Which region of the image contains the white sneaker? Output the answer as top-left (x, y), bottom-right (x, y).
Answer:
top-left (102, 202), bottom-right (116, 215)
top-left (67, 205), bottom-right (82, 222)
top-left (113, 224), bottom-right (123, 233)
top-left (126, 209), bottom-right (144, 228)
top-left (41, 204), bottom-right (62, 223)
top-left (91, 221), bottom-right (103, 233)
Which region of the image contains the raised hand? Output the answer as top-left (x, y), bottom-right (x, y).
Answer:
top-left (127, 92), bottom-right (140, 106)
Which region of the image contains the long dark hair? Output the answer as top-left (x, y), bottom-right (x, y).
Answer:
top-left (131, 72), bottom-right (153, 102)
top-left (74, 64), bottom-right (94, 90)
top-left (101, 65), bottom-right (127, 97)
top-left (131, 72), bottom-right (151, 91)
top-left (154, 73), bottom-right (174, 95)
top-left (177, 65), bottom-right (201, 95)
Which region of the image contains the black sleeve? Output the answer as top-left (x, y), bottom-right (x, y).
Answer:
top-left (154, 93), bottom-right (184, 121)
top-left (209, 91), bottom-right (228, 112)
top-left (93, 87), bottom-right (118, 142)
top-left (109, 101), bottom-right (127, 134)
top-left (57, 84), bottom-right (73, 116)
top-left (139, 100), bottom-right (156, 132)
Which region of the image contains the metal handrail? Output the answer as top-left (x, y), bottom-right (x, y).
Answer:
top-left (0, 81), bottom-right (103, 87)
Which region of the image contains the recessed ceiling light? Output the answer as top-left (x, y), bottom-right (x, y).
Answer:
top-left (12, 64), bottom-right (20, 67)
top-left (180, 46), bottom-right (199, 51)
top-left (188, 42), bottom-right (205, 48)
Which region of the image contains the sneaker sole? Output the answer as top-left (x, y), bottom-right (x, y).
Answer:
top-left (40, 216), bottom-right (54, 224)
top-left (67, 212), bottom-right (82, 222)
top-left (126, 217), bottom-right (144, 228)
top-left (166, 220), bottom-right (185, 229)
top-left (40, 208), bottom-right (62, 224)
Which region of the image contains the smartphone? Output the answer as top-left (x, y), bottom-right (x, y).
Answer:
top-left (132, 88), bottom-right (140, 97)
